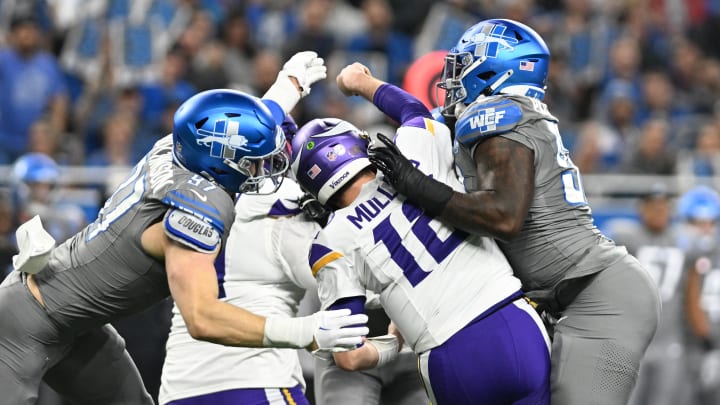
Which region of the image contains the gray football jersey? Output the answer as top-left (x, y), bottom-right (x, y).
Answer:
top-left (613, 223), bottom-right (686, 345)
top-left (685, 242), bottom-right (720, 347)
top-left (34, 135), bottom-right (235, 335)
top-left (457, 95), bottom-right (627, 293)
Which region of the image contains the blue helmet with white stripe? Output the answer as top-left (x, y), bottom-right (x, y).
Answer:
top-left (12, 153), bottom-right (59, 184)
top-left (439, 18), bottom-right (550, 116)
top-left (677, 185), bottom-right (720, 222)
top-left (11, 152), bottom-right (60, 208)
top-left (172, 89), bottom-right (289, 194)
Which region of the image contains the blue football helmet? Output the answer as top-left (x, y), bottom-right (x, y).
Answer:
top-left (438, 18), bottom-right (550, 116)
top-left (12, 153), bottom-right (59, 184)
top-left (290, 118), bottom-right (371, 205)
top-left (677, 185), bottom-right (720, 222)
top-left (172, 89), bottom-right (289, 194)
top-left (11, 152), bottom-right (60, 208)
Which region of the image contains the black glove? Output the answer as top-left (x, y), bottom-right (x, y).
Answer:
top-left (298, 193), bottom-right (331, 227)
top-left (367, 133), bottom-right (454, 217)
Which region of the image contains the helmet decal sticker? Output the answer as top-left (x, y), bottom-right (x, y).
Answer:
top-left (196, 119), bottom-right (251, 161)
top-left (470, 24), bottom-right (517, 58)
top-left (308, 164), bottom-right (322, 179)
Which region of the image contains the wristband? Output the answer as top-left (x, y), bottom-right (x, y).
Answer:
top-left (414, 175), bottom-right (454, 217)
top-left (263, 73), bottom-right (301, 115)
top-left (366, 334), bottom-right (399, 368)
top-left (263, 316), bottom-right (313, 349)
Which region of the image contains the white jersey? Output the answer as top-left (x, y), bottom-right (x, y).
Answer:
top-left (310, 119), bottom-right (521, 354)
top-left (159, 178), bottom-right (320, 404)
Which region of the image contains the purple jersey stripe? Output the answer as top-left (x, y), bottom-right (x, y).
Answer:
top-left (327, 296), bottom-right (366, 316)
top-left (166, 385), bottom-right (309, 405)
top-left (268, 199), bottom-right (302, 217)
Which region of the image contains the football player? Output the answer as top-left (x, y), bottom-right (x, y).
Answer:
top-left (608, 185), bottom-right (693, 405)
top-left (159, 174), bottom-right (322, 405)
top-left (368, 19), bottom-right (661, 405)
top-left (290, 63), bottom-right (551, 405)
top-left (680, 185), bottom-right (720, 405)
top-left (0, 52), bottom-right (368, 404)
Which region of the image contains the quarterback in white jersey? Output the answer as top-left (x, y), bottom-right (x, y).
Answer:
top-left (288, 63), bottom-right (551, 405)
top-left (308, 121), bottom-right (520, 353)
top-left (159, 177), bottom-right (321, 404)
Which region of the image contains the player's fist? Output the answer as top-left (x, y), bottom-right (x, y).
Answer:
top-left (336, 62), bottom-right (373, 96)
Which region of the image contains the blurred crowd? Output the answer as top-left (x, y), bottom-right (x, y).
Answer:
top-left (0, 0), bottom-right (717, 169)
top-left (1, 0), bottom-right (720, 403)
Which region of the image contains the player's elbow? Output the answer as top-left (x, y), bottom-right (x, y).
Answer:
top-left (465, 209), bottom-right (523, 241)
top-left (185, 319), bottom-right (209, 341)
top-left (491, 217), bottom-right (524, 240)
top-left (183, 311), bottom-right (218, 342)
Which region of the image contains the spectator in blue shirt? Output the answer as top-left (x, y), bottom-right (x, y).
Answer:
top-left (0, 14), bottom-right (69, 163)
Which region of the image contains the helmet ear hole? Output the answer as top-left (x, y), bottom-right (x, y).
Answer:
top-left (195, 118), bottom-right (208, 128)
top-left (478, 71), bottom-right (496, 80)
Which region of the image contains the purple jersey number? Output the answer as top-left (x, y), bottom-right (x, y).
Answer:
top-left (372, 201), bottom-right (467, 287)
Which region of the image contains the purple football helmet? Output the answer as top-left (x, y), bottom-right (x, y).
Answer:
top-left (291, 118), bottom-right (371, 204)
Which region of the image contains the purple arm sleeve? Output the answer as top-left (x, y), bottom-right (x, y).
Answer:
top-left (328, 296), bottom-right (367, 315)
top-left (372, 83), bottom-right (432, 128)
top-left (328, 296), bottom-right (367, 346)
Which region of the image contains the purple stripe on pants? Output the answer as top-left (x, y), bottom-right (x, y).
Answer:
top-left (166, 385), bottom-right (309, 405)
top-left (421, 298), bottom-right (551, 405)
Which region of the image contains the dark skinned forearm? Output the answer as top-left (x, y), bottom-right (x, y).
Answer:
top-left (440, 136), bottom-right (535, 241)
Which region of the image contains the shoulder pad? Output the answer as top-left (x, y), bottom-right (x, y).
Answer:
top-left (455, 98), bottom-right (523, 146)
top-left (164, 208), bottom-right (221, 253)
top-left (161, 181), bottom-right (232, 236)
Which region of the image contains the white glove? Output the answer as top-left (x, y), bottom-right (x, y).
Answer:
top-left (282, 51), bottom-right (326, 97)
top-left (313, 309), bottom-right (369, 353)
top-left (263, 308), bottom-right (368, 351)
top-left (262, 51), bottom-right (327, 113)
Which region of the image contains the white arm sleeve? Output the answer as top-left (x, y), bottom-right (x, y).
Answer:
top-left (274, 215), bottom-right (320, 291)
